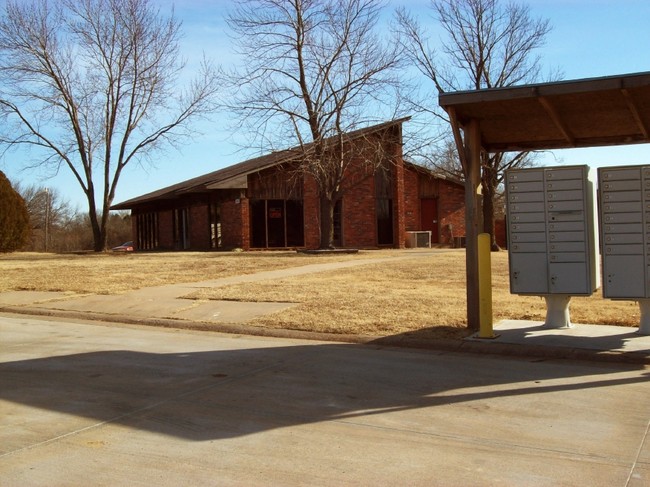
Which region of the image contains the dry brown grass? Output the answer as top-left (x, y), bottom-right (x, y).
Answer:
top-left (188, 250), bottom-right (639, 337)
top-left (0, 250), bottom-right (392, 294)
top-left (0, 249), bottom-right (639, 339)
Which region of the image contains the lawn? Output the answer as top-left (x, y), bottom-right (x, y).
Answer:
top-left (0, 249), bottom-right (640, 339)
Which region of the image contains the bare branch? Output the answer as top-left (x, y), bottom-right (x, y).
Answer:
top-left (225, 0), bottom-right (406, 249)
top-left (0, 0), bottom-right (220, 250)
top-left (398, 0), bottom-right (555, 248)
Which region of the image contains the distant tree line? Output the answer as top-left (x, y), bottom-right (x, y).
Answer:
top-left (2, 175), bottom-right (132, 252)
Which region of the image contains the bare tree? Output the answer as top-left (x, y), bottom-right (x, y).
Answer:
top-left (397, 0), bottom-right (553, 249)
top-left (226, 0), bottom-right (405, 249)
top-left (0, 0), bottom-right (219, 251)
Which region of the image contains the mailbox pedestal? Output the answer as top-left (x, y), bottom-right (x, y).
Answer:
top-left (633, 308), bottom-right (650, 335)
top-left (544, 295), bottom-right (572, 328)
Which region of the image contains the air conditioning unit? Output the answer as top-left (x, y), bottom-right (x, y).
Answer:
top-left (406, 231), bottom-right (431, 248)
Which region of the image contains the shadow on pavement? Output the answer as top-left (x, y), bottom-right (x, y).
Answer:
top-left (2, 342), bottom-right (648, 442)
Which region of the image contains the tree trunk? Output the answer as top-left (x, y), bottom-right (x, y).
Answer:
top-left (89, 214), bottom-right (104, 252)
top-left (86, 190), bottom-right (108, 252)
top-left (481, 164), bottom-right (500, 251)
top-left (319, 194), bottom-right (335, 249)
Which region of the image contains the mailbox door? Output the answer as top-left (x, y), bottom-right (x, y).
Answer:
top-left (510, 253), bottom-right (548, 294)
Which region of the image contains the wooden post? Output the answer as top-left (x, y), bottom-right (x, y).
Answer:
top-left (447, 109), bottom-right (483, 332)
top-left (464, 120), bottom-right (482, 331)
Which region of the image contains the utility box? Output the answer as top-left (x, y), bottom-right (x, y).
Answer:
top-left (598, 165), bottom-right (650, 298)
top-left (405, 231), bottom-right (431, 248)
top-left (506, 165), bottom-right (599, 296)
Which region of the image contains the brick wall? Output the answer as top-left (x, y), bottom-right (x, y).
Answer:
top-left (220, 197), bottom-right (249, 250)
top-left (391, 136), bottom-right (406, 248)
top-left (342, 174), bottom-right (377, 247)
top-left (188, 205), bottom-right (210, 250)
top-left (403, 167), bottom-right (420, 232)
top-left (438, 180), bottom-right (465, 244)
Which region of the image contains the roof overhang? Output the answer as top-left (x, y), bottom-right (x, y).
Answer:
top-left (206, 173), bottom-right (248, 190)
top-left (438, 71), bottom-right (650, 152)
top-left (112, 117), bottom-right (410, 210)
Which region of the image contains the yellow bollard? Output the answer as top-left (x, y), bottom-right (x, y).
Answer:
top-left (478, 233), bottom-right (497, 338)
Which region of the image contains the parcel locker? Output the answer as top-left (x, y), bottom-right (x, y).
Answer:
top-left (506, 165), bottom-right (599, 296)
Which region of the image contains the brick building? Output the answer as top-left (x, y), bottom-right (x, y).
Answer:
top-left (112, 119), bottom-right (465, 251)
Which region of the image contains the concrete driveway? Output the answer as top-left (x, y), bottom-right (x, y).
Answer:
top-left (1, 314), bottom-right (649, 486)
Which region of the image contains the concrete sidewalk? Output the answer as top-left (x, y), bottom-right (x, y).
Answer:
top-left (0, 252), bottom-right (425, 324)
top-left (1, 315), bottom-right (649, 486)
top-left (1, 250), bottom-right (650, 364)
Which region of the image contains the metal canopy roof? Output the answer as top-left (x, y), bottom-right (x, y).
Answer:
top-left (438, 71), bottom-right (650, 152)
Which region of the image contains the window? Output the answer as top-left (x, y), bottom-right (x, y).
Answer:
top-left (173, 208), bottom-right (190, 250)
top-left (209, 203), bottom-right (222, 249)
top-left (375, 164), bottom-right (394, 246)
top-left (250, 199), bottom-right (304, 248)
top-left (136, 212), bottom-right (158, 250)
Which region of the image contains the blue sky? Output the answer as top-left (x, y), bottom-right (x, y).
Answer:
top-left (2, 0), bottom-right (650, 210)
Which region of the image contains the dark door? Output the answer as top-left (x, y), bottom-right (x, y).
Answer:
top-left (285, 200), bottom-right (304, 247)
top-left (251, 200), bottom-right (267, 248)
top-left (266, 199), bottom-right (285, 247)
top-left (420, 198), bottom-right (439, 243)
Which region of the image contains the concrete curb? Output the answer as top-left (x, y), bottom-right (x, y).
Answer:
top-left (3, 305), bottom-right (649, 366)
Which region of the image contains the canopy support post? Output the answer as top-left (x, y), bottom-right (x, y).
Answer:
top-left (449, 109), bottom-right (483, 332)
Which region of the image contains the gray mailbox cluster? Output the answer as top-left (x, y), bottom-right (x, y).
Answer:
top-left (505, 163), bottom-right (650, 334)
top-left (506, 165), bottom-right (599, 296)
top-left (599, 165), bottom-right (650, 298)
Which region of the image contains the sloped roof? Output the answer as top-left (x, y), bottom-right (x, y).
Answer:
top-left (438, 71), bottom-right (650, 152)
top-left (112, 118), bottom-right (410, 209)
top-left (404, 160), bottom-right (464, 187)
